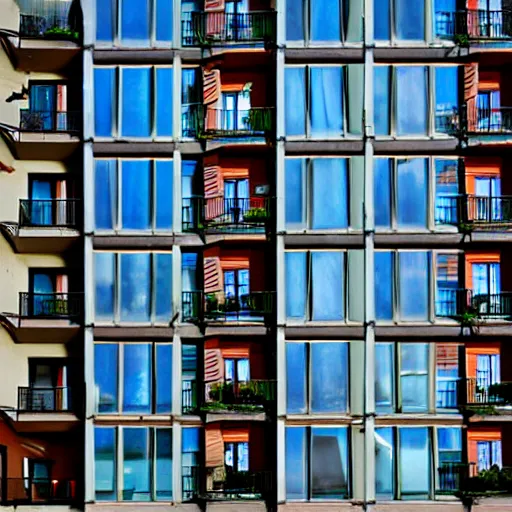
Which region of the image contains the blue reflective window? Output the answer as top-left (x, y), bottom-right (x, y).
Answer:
top-left (374, 0), bottom-right (390, 40)
top-left (285, 159), bottom-right (304, 228)
top-left (399, 252), bottom-right (430, 321)
top-left (123, 344), bottom-right (152, 413)
top-left (285, 67), bottom-right (306, 136)
top-left (156, 429), bottom-right (173, 500)
top-left (435, 66), bottom-right (459, 134)
top-left (375, 427), bottom-right (394, 498)
top-left (375, 343), bottom-right (394, 412)
top-left (95, 160), bottom-right (117, 229)
top-left (95, 427), bottom-right (116, 501)
top-left (285, 427), bottom-right (307, 499)
top-left (120, 253), bottom-right (151, 322)
top-left (156, 68), bottom-right (173, 136)
top-left (95, 252), bottom-right (115, 320)
top-left (374, 67), bottom-right (390, 135)
top-left (286, 0), bottom-right (304, 41)
top-left (311, 0), bottom-right (340, 42)
top-left (312, 251), bottom-right (344, 320)
top-left (123, 428), bottom-right (150, 501)
top-left (96, 0), bottom-right (115, 42)
top-left (121, 0), bottom-right (150, 43)
top-left (95, 344), bottom-right (118, 413)
top-left (434, 0), bottom-right (456, 38)
top-left (396, 67), bottom-right (427, 135)
top-left (155, 161), bottom-right (173, 229)
top-left (438, 427), bottom-right (462, 463)
top-left (310, 67), bottom-right (343, 137)
top-left (155, 253), bottom-right (173, 322)
top-left (156, 0), bottom-right (173, 42)
top-left (286, 343), bottom-right (306, 414)
top-left (400, 343), bottom-right (429, 413)
top-left (375, 252), bottom-right (393, 320)
top-left (285, 252), bottom-right (307, 319)
top-left (399, 428), bottom-right (430, 499)
top-left (397, 158), bottom-right (428, 228)
top-left (374, 158), bottom-right (391, 227)
top-left (122, 68), bottom-right (151, 137)
top-left (396, 0), bottom-right (424, 39)
top-left (156, 344), bottom-right (173, 413)
top-left (122, 160), bottom-right (151, 229)
top-left (94, 68), bottom-right (115, 137)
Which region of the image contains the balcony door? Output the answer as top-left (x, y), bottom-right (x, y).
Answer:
top-left (30, 271), bottom-right (69, 317)
top-left (477, 440), bottom-right (502, 471)
top-left (224, 269), bottom-right (250, 315)
top-left (477, 0), bottom-right (503, 37)
top-left (224, 179), bottom-right (249, 222)
top-left (224, 442), bottom-right (249, 472)
top-left (28, 361), bottom-right (69, 411)
top-left (476, 353), bottom-right (501, 397)
top-left (477, 90), bottom-right (501, 131)
top-left (472, 262), bottom-right (501, 313)
top-left (474, 176), bottom-right (502, 221)
top-left (222, 91), bottom-right (251, 132)
top-left (225, 358), bottom-right (250, 387)
top-left (225, 0), bottom-right (249, 40)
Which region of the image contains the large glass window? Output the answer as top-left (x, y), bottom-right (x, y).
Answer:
top-left (374, 66), bottom-right (460, 137)
top-left (400, 428), bottom-right (431, 499)
top-left (285, 65), bottom-right (363, 138)
top-left (93, 66), bottom-right (173, 138)
top-left (286, 0), bottom-right (363, 44)
top-left (94, 342), bottom-right (172, 414)
top-left (436, 344), bottom-right (461, 409)
top-left (374, 0), bottom-right (425, 41)
top-left (96, 0), bottom-right (173, 46)
top-left (94, 427), bottom-right (172, 502)
top-left (285, 427), bottom-right (350, 500)
top-left (286, 342), bottom-right (349, 414)
top-left (94, 252), bottom-right (172, 323)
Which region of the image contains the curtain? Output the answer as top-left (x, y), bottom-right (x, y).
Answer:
top-left (31, 180), bottom-right (53, 225)
top-left (310, 67), bottom-right (343, 138)
top-left (312, 252), bottom-right (344, 320)
top-left (56, 180), bottom-right (67, 225)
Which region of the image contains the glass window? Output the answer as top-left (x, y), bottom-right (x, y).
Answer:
top-left (312, 252), bottom-right (344, 320)
top-left (285, 67), bottom-right (306, 136)
top-left (95, 427), bottom-right (116, 501)
top-left (438, 427), bottom-right (462, 464)
top-left (375, 343), bottom-right (394, 412)
top-left (399, 428), bottom-right (431, 499)
top-left (285, 427), bottom-right (307, 499)
top-left (155, 161), bottom-right (173, 230)
top-left (122, 160), bottom-right (151, 229)
top-left (286, 343), bottom-right (307, 414)
top-left (94, 68), bottom-right (116, 137)
top-left (374, 0), bottom-right (425, 40)
top-left (156, 344), bottom-right (173, 413)
top-left (374, 0), bottom-right (390, 40)
top-left (285, 252), bottom-right (307, 319)
top-left (310, 67), bottom-right (343, 137)
top-left (120, 253), bottom-right (151, 322)
top-left (375, 251), bottom-right (393, 320)
top-left (156, 0), bottom-right (173, 42)
top-left (396, 67), bottom-right (427, 136)
top-left (95, 160), bottom-right (117, 229)
top-left (375, 427), bottom-right (394, 498)
top-left (311, 0), bottom-right (340, 41)
top-left (400, 344), bottom-right (429, 413)
top-left (182, 427), bottom-right (200, 501)
top-left (436, 344), bottom-right (460, 409)
top-left (374, 67), bottom-right (390, 135)
top-left (436, 253), bottom-right (460, 317)
top-left (121, 0), bottom-right (150, 44)
top-left (399, 252), bottom-right (429, 321)
top-left (155, 429), bottom-right (173, 500)
top-left (396, 158), bottom-right (428, 228)
top-left (285, 159), bottom-right (305, 228)
top-left (435, 67), bottom-right (459, 134)
top-left (96, 0), bottom-right (115, 42)
top-left (123, 428), bottom-right (151, 501)
top-left (123, 344), bottom-right (152, 413)
top-left (156, 68), bottom-right (173, 137)
top-left (435, 159), bottom-right (459, 225)
top-left (154, 253), bottom-right (173, 322)
top-left (122, 68), bottom-right (151, 137)
top-left (286, 0), bottom-right (304, 41)
top-left (374, 158), bottom-right (391, 227)
top-left (95, 344), bottom-right (118, 413)
top-left (95, 252), bottom-right (115, 320)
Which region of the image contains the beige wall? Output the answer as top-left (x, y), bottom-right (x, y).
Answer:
top-left (0, 0), bottom-right (20, 33)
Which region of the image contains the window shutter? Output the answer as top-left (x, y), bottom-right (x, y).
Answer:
top-left (204, 69), bottom-right (221, 131)
top-left (204, 348), bottom-right (225, 382)
top-left (204, 165), bottom-right (223, 220)
top-left (204, 256), bottom-right (224, 293)
top-left (464, 64), bottom-right (479, 132)
top-left (205, 0), bottom-right (225, 11)
top-left (205, 426), bottom-right (225, 468)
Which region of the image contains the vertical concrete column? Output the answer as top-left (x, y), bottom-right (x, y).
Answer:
top-left (81, 0), bottom-right (95, 48)
top-left (173, 333), bottom-right (183, 417)
top-left (173, 244), bottom-right (183, 321)
top-left (173, 0), bottom-right (183, 48)
top-left (85, 418), bottom-right (95, 503)
top-left (173, 422), bottom-right (183, 502)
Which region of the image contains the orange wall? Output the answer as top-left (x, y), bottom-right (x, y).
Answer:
top-left (464, 157), bottom-right (502, 195)
top-left (465, 342), bottom-right (501, 379)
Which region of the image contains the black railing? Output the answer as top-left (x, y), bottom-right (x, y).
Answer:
top-left (182, 11), bottom-right (276, 46)
top-left (182, 291), bottom-right (203, 323)
top-left (4, 478), bottom-right (76, 503)
top-left (19, 199), bottom-right (80, 228)
top-left (437, 463), bottom-right (472, 493)
top-left (182, 466), bottom-right (272, 500)
top-left (182, 380), bottom-right (198, 414)
top-left (182, 105), bottom-right (274, 138)
top-left (18, 386), bottom-right (73, 412)
top-left (436, 288), bottom-right (472, 317)
top-left (464, 104), bottom-right (512, 133)
top-left (19, 110), bottom-right (80, 133)
top-left (435, 9), bottom-right (512, 40)
top-left (19, 292), bottom-right (83, 319)
top-left (182, 196), bottom-right (272, 232)
top-left (435, 195), bottom-right (512, 226)
top-left (19, 13), bottom-right (79, 40)
top-left (466, 378), bottom-right (512, 405)
top-left (204, 380), bottom-right (276, 410)
top-left (473, 292), bottom-right (512, 317)
top-left (436, 289), bottom-right (512, 318)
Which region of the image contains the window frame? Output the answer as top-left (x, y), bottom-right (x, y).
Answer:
top-left (94, 158), bottom-right (174, 233)
top-left (93, 251), bottom-right (173, 325)
top-left (94, 426), bottom-right (173, 502)
top-left (93, 66), bottom-right (174, 141)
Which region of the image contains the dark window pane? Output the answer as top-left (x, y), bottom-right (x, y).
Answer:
top-left (156, 344), bottom-right (173, 413)
top-left (156, 68), bottom-right (173, 136)
top-left (95, 427), bottom-right (116, 500)
top-left (156, 0), bottom-right (173, 42)
top-left (435, 67), bottom-right (459, 133)
top-left (438, 427), bottom-right (462, 463)
top-left (286, 343), bottom-right (306, 414)
top-left (374, 0), bottom-right (390, 40)
top-left (375, 251), bottom-right (393, 320)
top-left (285, 427), bottom-right (307, 499)
top-left (121, 0), bottom-right (150, 43)
top-left (155, 160), bottom-right (173, 230)
top-left (156, 429), bottom-right (173, 500)
top-left (96, 0), bottom-right (115, 41)
top-left (123, 344), bottom-right (152, 413)
top-left (285, 159), bottom-right (304, 228)
top-left (95, 344), bottom-right (118, 413)
top-left (286, 0), bottom-right (304, 41)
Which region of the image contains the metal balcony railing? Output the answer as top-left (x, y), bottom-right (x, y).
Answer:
top-left (19, 292), bottom-right (83, 319)
top-left (4, 478), bottom-right (76, 503)
top-left (466, 378), bottom-right (512, 405)
top-left (182, 11), bottom-right (276, 46)
top-left (182, 105), bottom-right (274, 138)
top-left (182, 380), bottom-right (198, 414)
top-left (435, 9), bottom-right (512, 40)
top-left (437, 463), bottom-right (472, 493)
top-left (182, 196), bottom-right (272, 233)
top-left (19, 199), bottom-right (80, 228)
top-left (181, 466), bottom-right (273, 501)
top-left (19, 13), bottom-right (79, 40)
top-left (19, 110), bottom-right (80, 133)
top-left (204, 380), bottom-right (276, 410)
top-left (463, 104), bottom-right (512, 134)
top-left (435, 195), bottom-right (512, 226)
top-left (18, 386), bottom-right (73, 412)
top-left (436, 289), bottom-right (512, 318)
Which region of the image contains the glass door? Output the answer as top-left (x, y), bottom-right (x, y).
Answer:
top-left (30, 180), bottom-right (54, 226)
top-left (472, 262), bottom-right (501, 313)
top-left (223, 269), bottom-right (250, 317)
top-left (224, 179), bottom-right (249, 222)
top-left (476, 354), bottom-right (501, 401)
top-left (29, 85), bottom-right (56, 130)
top-left (474, 176), bottom-right (501, 221)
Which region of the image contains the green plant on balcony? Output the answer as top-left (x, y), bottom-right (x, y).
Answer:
top-left (44, 26), bottom-right (79, 40)
top-left (238, 383), bottom-right (266, 404)
top-left (244, 109), bottom-right (272, 133)
top-left (243, 207), bottom-right (269, 223)
top-left (459, 222), bottom-right (474, 235)
top-left (454, 33), bottom-right (470, 47)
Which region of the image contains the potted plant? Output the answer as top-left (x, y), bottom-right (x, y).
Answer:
top-left (243, 207), bottom-right (269, 223)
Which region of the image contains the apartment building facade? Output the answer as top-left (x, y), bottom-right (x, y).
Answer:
top-left (2, 0), bottom-right (512, 511)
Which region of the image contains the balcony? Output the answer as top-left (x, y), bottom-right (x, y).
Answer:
top-left (0, 199), bottom-right (81, 254)
top-left (2, 478), bottom-right (76, 505)
top-left (0, 2), bottom-right (81, 72)
top-left (0, 110), bottom-right (81, 160)
top-left (183, 466), bottom-right (272, 502)
top-left (182, 196), bottom-right (271, 234)
top-left (435, 9), bottom-right (512, 42)
top-left (182, 291), bottom-right (274, 325)
top-left (435, 195), bottom-right (512, 230)
top-left (182, 104), bottom-right (274, 140)
top-left (182, 380), bottom-right (198, 414)
top-left (436, 289), bottom-right (512, 320)
top-left (0, 292), bottom-right (83, 344)
top-left (181, 11), bottom-right (276, 47)
top-left (466, 378), bottom-right (512, 406)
